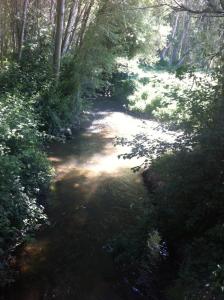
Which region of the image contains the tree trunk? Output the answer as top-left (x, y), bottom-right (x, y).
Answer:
top-left (53, 0), bottom-right (65, 80)
top-left (178, 13), bottom-right (190, 62)
top-left (18, 0), bottom-right (29, 61)
top-left (68, 2), bottom-right (86, 50)
top-left (10, 0), bottom-right (20, 54)
top-left (76, 0), bottom-right (94, 49)
top-left (160, 13), bottom-right (179, 61)
top-left (62, 0), bottom-right (79, 55)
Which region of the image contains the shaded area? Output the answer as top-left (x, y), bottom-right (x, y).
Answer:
top-left (3, 105), bottom-right (171, 300)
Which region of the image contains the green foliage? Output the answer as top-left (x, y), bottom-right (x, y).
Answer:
top-left (123, 61), bottom-right (217, 133)
top-left (0, 42), bottom-right (82, 134)
top-left (0, 0), bottom-right (223, 297)
top-left (112, 223), bottom-right (164, 299)
top-left (116, 63), bottom-right (224, 299)
top-left (110, 71), bottom-right (137, 105)
top-left (0, 92), bottom-right (52, 284)
top-left (144, 96), bottom-right (163, 116)
top-left (139, 76), bottom-right (150, 85)
top-left (149, 136), bottom-right (224, 298)
top-left (0, 40), bottom-right (53, 96)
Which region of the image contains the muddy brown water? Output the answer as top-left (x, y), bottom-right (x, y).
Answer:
top-left (3, 105), bottom-right (175, 300)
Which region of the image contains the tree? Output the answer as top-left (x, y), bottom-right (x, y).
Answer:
top-left (18, 0), bottom-right (29, 61)
top-left (62, 0), bottom-right (79, 54)
top-left (53, 0), bottom-right (65, 80)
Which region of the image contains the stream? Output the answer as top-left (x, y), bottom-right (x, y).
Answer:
top-left (4, 101), bottom-right (176, 300)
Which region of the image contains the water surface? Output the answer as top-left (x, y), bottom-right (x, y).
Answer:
top-left (5, 104), bottom-right (175, 300)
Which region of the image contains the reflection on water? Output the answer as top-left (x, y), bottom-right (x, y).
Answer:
top-left (5, 106), bottom-right (173, 300)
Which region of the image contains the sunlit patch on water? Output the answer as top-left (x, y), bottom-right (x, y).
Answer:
top-left (48, 157), bottom-right (62, 163)
top-left (52, 110), bottom-right (177, 180)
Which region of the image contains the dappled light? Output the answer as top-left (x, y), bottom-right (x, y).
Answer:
top-left (51, 110), bottom-right (177, 180)
top-left (1, 0), bottom-right (224, 299)
top-left (5, 107), bottom-right (155, 300)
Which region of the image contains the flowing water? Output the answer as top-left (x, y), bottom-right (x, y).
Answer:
top-left (4, 102), bottom-right (176, 300)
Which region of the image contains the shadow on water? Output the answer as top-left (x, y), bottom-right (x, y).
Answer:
top-left (3, 104), bottom-right (166, 300)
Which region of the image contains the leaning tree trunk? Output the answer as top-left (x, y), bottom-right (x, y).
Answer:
top-left (18, 0), bottom-right (29, 61)
top-left (53, 0), bottom-right (65, 80)
top-left (61, 0), bottom-right (79, 55)
top-left (177, 12), bottom-right (190, 64)
top-left (76, 0), bottom-right (94, 49)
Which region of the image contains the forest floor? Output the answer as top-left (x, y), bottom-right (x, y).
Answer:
top-left (3, 99), bottom-right (176, 300)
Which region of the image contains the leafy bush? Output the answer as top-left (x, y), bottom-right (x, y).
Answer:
top-left (122, 62), bottom-right (215, 129)
top-left (149, 136), bottom-right (224, 298)
top-left (0, 40), bottom-right (53, 96)
top-left (0, 92), bottom-right (52, 284)
top-left (111, 223), bottom-right (165, 299)
top-left (110, 71), bottom-right (137, 105)
top-left (115, 66), bottom-right (224, 299)
top-left (139, 76), bottom-right (150, 85)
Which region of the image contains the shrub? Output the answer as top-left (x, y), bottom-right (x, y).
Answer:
top-left (0, 92), bottom-right (52, 284)
top-left (115, 66), bottom-right (224, 298)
